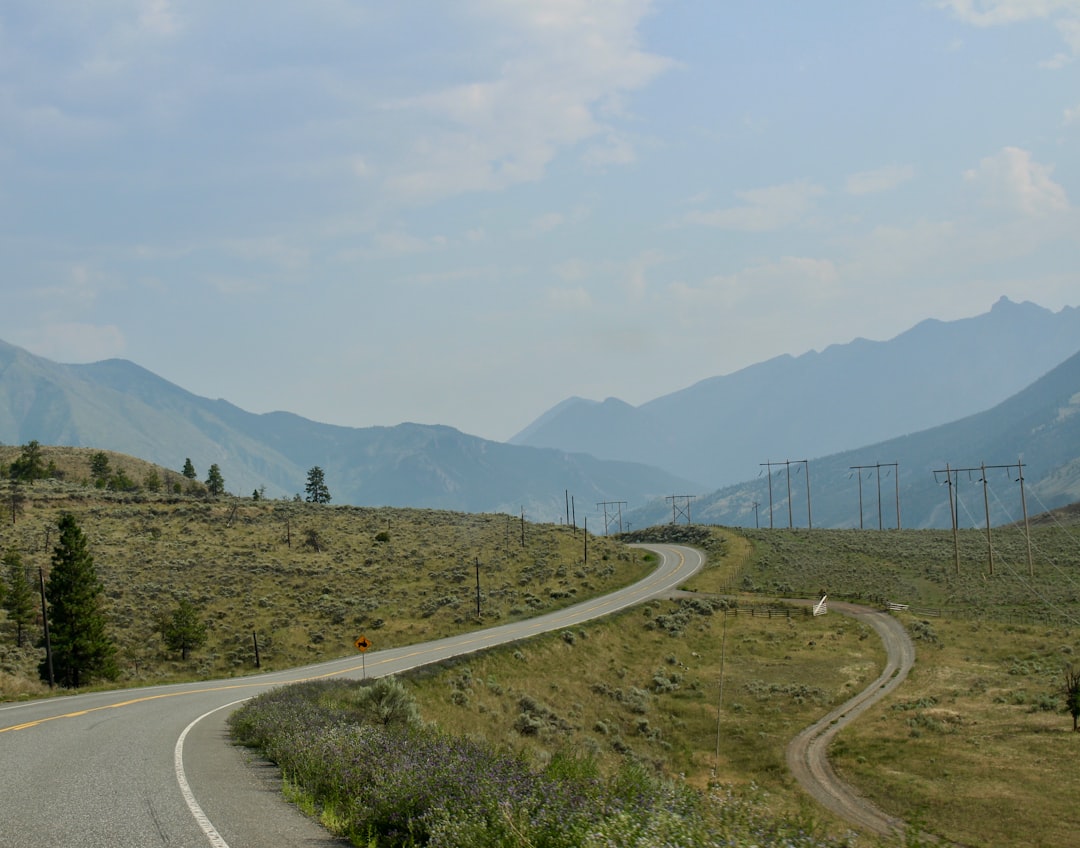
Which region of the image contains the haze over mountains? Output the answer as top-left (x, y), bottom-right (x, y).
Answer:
top-left (1, 297), bottom-right (1078, 528)
top-left (0, 340), bottom-right (694, 518)
top-left (512, 297), bottom-right (1080, 490)
top-left (626, 345), bottom-right (1080, 530)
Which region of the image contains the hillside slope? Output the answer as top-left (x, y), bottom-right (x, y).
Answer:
top-left (627, 347), bottom-right (1080, 529)
top-left (0, 342), bottom-right (697, 518)
top-left (512, 298), bottom-right (1080, 488)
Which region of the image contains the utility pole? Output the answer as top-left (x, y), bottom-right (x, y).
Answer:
top-left (935, 463), bottom-right (960, 574)
top-left (751, 501), bottom-right (760, 529)
top-left (980, 463), bottom-right (994, 575)
top-left (596, 501), bottom-right (627, 535)
top-left (520, 507), bottom-right (525, 548)
top-left (666, 495), bottom-right (696, 525)
top-left (475, 556), bottom-right (481, 619)
top-left (935, 461), bottom-right (1017, 575)
top-left (760, 460), bottom-right (811, 528)
top-left (1016, 457), bottom-right (1033, 577)
top-left (850, 463), bottom-right (900, 530)
top-left (713, 611), bottom-right (729, 771)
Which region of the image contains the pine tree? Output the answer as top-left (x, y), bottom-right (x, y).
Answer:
top-left (89, 452), bottom-right (111, 484)
top-left (182, 458), bottom-right (197, 480)
top-left (161, 598), bottom-right (208, 660)
top-left (305, 466), bottom-right (332, 504)
top-left (40, 514), bottom-right (118, 688)
top-left (205, 464), bottom-right (225, 496)
top-left (9, 440), bottom-right (47, 482)
top-left (3, 549), bottom-right (36, 648)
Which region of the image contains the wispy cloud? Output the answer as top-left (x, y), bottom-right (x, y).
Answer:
top-left (939, 0), bottom-right (1080, 63)
top-left (845, 164), bottom-right (915, 195)
top-left (385, 1), bottom-right (673, 201)
top-left (684, 180), bottom-right (825, 231)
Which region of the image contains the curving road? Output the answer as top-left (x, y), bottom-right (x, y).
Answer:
top-left (785, 600), bottom-right (916, 838)
top-left (0, 544), bottom-right (703, 848)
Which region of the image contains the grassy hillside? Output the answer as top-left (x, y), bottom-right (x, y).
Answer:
top-left (6, 447), bottom-right (1080, 844)
top-left (0, 447), bottom-right (645, 698)
top-left (401, 523), bottom-right (1080, 845)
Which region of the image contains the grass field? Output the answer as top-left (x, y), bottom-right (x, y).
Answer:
top-left (0, 447), bottom-right (646, 698)
top-left (403, 522), bottom-right (1080, 844)
top-left (6, 446), bottom-right (1080, 844)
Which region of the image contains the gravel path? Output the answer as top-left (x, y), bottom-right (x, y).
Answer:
top-left (785, 601), bottom-right (916, 837)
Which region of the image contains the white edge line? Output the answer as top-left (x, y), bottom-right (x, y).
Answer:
top-left (169, 544), bottom-right (697, 846)
top-left (175, 698), bottom-right (250, 848)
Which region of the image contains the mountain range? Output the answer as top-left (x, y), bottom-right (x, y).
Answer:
top-left (0, 340), bottom-right (694, 518)
top-left (511, 297), bottom-right (1080, 490)
top-left (625, 345), bottom-right (1080, 530)
top-left (1, 296), bottom-right (1078, 528)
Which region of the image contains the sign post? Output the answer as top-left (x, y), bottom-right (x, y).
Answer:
top-left (354, 635), bottom-right (371, 679)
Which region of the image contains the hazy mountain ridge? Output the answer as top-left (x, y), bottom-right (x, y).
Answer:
top-left (512, 298), bottom-right (1080, 489)
top-left (0, 339), bottom-right (696, 518)
top-left (626, 347), bottom-right (1080, 530)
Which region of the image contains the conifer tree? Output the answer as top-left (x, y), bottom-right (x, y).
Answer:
top-left (3, 549), bottom-right (36, 648)
top-left (162, 598), bottom-right (208, 660)
top-left (40, 514), bottom-right (118, 687)
top-left (305, 466), bottom-right (332, 504)
top-left (9, 440), bottom-right (46, 482)
top-left (205, 464), bottom-right (225, 496)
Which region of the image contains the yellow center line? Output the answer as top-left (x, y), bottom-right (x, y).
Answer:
top-left (3, 546), bottom-right (691, 735)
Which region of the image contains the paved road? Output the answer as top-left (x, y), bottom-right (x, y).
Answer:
top-left (0, 543), bottom-right (703, 848)
top-left (785, 600), bottom-right (917, 838)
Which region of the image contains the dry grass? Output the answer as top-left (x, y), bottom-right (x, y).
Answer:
top-left (406, 532), bottom-right (885, 838)
top-left (0, 447), bottom-right (647, 696)
top-left (831, 615), bottom-right (1080, 846)
top-left (407, 607), bottom-right (884, 835)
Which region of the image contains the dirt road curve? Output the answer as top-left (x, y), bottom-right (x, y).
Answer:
top-left (785, 601), bottom-right (916, 837)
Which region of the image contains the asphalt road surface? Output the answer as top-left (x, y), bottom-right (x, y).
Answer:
top-left (0, 543), bottom-right (703, 848)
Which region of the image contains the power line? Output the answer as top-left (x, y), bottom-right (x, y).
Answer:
top-left (759, 459), bottom-right (811, 529)
top-left (932, 460), bottom-right (1030, 575)
top-left (848, 462), bottom-right (900, 530)
top-left (595, 500), bottom-right (627, 535)
top-left (666, 494), bottom-right (696, 525)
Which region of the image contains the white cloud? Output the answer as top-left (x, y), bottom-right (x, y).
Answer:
top-left (1065, 103), bottom-right (1080, 123)
top-left (940, 0), bottom-right (1080, 61)
top-left (684, 180), bottom-right (825, 231)
top-left (385, 2), bottom-right (673, 200)
top-left (964, 146), bottom-right (1069, 215)
top-left (939, 0), bottom-right (1080, 27)
top-left (845, 164), bottom-right (915, 195)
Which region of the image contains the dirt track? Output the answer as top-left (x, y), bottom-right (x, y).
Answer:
top-left (785, 601), bottom-right (916, 837)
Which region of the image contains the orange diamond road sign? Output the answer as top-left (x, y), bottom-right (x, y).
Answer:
top-left (354, 635), bottom-right (371, 652)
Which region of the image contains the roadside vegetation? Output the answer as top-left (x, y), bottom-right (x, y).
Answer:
top-left (0, 446), bottom-right (643, 698)
top-left (6, 445), bottom-right (1080, 845)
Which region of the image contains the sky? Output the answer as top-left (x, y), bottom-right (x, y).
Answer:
top-left (1, 1), bottom-right (1077, 443)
